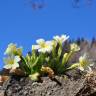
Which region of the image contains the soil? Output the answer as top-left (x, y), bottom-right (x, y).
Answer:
top-left (0, 69), bottom-right (96, 96)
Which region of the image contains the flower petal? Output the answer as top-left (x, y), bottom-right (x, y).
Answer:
top-left (88, 66), bottom-right (92, 72)
top-left (4, 64), bottom-right (12, 69)
top-left (36, 39), bottom-right (45, 45)
top-left (78, 67), bottom-right (84, 71)
top-left (90, 63), bottom-right (94, 66)
top-left (53, 35), bottom-right (59, 41)
top-left (14, 56), bottom-right (21, 62)
top-left (32, 45), bottom-right (40, 50)
top-left (12, 63), bottom-right (19, 69)
top-left (4, 43), bottom-right (17, 55)
top-left (53, 34), bottom-right (69, 44)
top-left (71, 43), bottom-right (80, 52)
top-left (46, 41), bottom-right (53, 45)
top-left (38, 48), bottom-right (46, 53)
top-left (61, 35), bottom-right (69, 42)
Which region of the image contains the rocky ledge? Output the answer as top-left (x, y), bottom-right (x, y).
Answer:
top-left (0, 70), bottom-right (96, 96)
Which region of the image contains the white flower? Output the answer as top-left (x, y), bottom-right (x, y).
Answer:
top-left (78, 54), bottom-right (94, 71)
top-left (4, 43), bottom-right (17, 55)
top-left (4, 43), bottom-right (22, 56)
top-left (32, 39), bottom-right (53, 53)
top-left (53, 35), bottom-right (69, 44)
top-left (70, 43), bottom-right (80, 52)
top-left (3, 55), bottom-right (21, 70)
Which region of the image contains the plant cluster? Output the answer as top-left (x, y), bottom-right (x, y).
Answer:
top-left (3, 34), bottom-right (94, 81)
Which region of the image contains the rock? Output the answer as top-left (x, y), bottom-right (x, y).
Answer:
top-left (0, 75), bottom-right (86, 96)
top-left (0, 90), bottom-right (4, 96)
top-left (0, 70), bottom-right (95, 96)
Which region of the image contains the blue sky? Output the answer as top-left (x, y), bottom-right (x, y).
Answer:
top-left (0, 0), bottom-right (96, 69)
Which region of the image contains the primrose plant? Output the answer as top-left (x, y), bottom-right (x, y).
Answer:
top-left (3, 34), bottom-right (94, 81)
top-left (4, 43), bottom-right (22, 72)
top-left (40, 35), bottom-right (81, 74)
top-left (3, 43), bottom-right (47, 81)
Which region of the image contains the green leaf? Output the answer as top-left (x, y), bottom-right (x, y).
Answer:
top-left (58, 46), bottom-right (62, 58)
top-left (67, 63), bottom-right (79, 70)
top-left (20, 56), bottom-right (31, 74)
top-left (31, 57), bottom-right (39, 68)
top-left (62, 53), bottom-right (68, 65)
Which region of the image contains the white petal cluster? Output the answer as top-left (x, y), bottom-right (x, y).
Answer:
top-left (53, 35), bottom-right (69, 44)
top-left (32, 39), bottom-right (53, 53)
top-left (4, 43), bottom-right (22, 56)
top-left (4, 43), bottom-right (17, 55)
top-left (3, 55), bottom-right (21, 70)
top-left (70, 43), bottom-right (80, 52)
top-left (78, 54), bottom-right (94, 71)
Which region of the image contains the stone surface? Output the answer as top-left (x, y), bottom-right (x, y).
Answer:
top-left (0, 75), bottom-right (90, 96)
top-left (0, 70), bottom-right (95, 96)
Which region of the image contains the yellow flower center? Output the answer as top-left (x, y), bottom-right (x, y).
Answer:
top-left (40, 43), bottom-right (48, 48)
top-left (80, 60), bottom-right (89, 68)
top-left (8, 59), bottom-right (14, 65)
